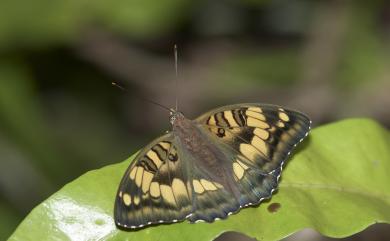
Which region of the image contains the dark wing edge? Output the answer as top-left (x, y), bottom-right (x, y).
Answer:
top-left (196, 103), bottom-right (311, 128)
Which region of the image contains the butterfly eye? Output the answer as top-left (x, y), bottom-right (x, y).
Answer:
top-left (170, 115), bottom-right (176, 124)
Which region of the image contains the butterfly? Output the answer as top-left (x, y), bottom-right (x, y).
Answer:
top-left (114, 103), bottom-right (311, 229)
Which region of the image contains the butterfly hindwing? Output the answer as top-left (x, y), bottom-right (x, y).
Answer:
top-left (186, 155), bottom-right (282, 223)
top-left (189, 141), bottom-right (283, 216)
top-left (184, 156), bottom-right (240, 223)
top-left (114, 134), bottom-right (193, 229)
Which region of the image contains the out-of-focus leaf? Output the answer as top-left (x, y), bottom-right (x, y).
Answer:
top-left (0, 202), bottom-right (20, 241)
top-left (8, 119), bottom-right (390, 240)
top-left (0, 0), bottom-right (193, 49)
top-left (337, 2), bottom-right (387, 89)
top-left (0, 61), bottom-right (68, 182)
top-left (214, 49), bottom-right (300, 92)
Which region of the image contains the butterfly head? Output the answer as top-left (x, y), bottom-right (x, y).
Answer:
top-left (169, 110), bottom-right (185, 125)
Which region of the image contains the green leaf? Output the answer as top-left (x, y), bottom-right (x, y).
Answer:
top-left (8, 118), bottom-right (390, 241)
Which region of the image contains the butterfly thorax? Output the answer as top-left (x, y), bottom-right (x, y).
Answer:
top-left (171, 112), bottom-right (237, 194)
top-left (171, 112), bottom-right (201, 150)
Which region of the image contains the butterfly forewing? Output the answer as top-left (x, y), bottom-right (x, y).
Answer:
top-left (114, 134), bottom-right (193, 229)
top-left (195, 103), bottom-right (311, 173)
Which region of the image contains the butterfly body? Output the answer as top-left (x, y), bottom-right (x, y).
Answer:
top-left (114, 103), bottom-right (311, 229)
top-left (172, 112), bottom-right (236, 194)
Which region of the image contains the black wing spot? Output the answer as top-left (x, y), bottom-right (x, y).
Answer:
top-left (168, 153), bottom-right (178, 162)
top-left (217, 128), bottom-right (225, 137)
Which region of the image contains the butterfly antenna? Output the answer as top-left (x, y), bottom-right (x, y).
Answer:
top-left (174, 44), bottom-right (179, 112)
top-left (111, 82), bottom-right (172, 112)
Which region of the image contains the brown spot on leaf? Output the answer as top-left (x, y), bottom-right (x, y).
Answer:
top-left (267, 202), bottom-right (281, 213)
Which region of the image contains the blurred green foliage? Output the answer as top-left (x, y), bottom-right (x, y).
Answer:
top-left (0, 61), bottom-right (68, 181)
top-left (218, 48), bottom-right (300, 89)
top-left (0, 201), bottom-right (19, 240)
top-left (337, 2), bottom-right (388, 89)
top-left (0, 0), bottom-right (193, 48)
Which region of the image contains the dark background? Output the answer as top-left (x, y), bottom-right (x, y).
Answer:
top-left (0, 0), bottom-right (389, 240)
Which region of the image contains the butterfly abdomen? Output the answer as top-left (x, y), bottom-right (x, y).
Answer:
top-left (172, 114), bottom-right (239, 196)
